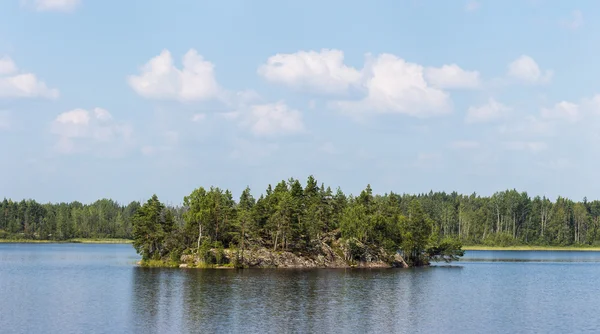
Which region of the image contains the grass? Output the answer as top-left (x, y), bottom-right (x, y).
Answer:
top-left (69, 238), bottom-right (132, 244)
top-left (139, 259), bottom-right (180, 268)
top-left (138, 259), bottom-right (235, 269)
top-left (463, 245), bottom-right (600, 251)
top-left (0, 238), bottom-right (132, 244)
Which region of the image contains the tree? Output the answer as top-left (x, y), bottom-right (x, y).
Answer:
top-left (235, 186), bottom-right (256, 262)
top-left (399, 200), bottom-right (433, 266)
top-left (132, 195), bottom-right (167, 261)
top-left (183, 187), bottom-right (212, 250)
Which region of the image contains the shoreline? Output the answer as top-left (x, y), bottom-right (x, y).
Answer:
top-left (463, 245), bottom-right (600, 251)
top-left (0, 238), bottom-right (132, 244)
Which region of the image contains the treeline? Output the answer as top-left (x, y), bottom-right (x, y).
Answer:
top-left (0, 199), bottom-right (142, 240)
top-left (4, 178), bottom-right (600, 249)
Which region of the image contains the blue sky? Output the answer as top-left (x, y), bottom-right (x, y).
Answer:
top-left (0, 0), bottom-right (597, 204)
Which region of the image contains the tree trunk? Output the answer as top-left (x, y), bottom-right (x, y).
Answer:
top-left (197, 223), bottom-right (202, 251)
top-left (240, 219), bottom-right (245, 264)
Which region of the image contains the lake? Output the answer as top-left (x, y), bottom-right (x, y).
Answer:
top-left (1, 244), bottom-right (599, 334)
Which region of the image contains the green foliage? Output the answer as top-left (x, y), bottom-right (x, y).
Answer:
top-left (131, 195), bottom-right (174, 261)
top-left (0, 198), bottom-right (144, 241)
top-left (11, 177), bottom-right (600, 267)
top-left (198, 238), bottom-right (213, 264)
top-left (427, 238), bottom-right (465, 263)
top-left (399, 200), bottom-right (434, 266)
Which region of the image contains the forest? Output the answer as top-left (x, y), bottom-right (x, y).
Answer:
top-left (2, 176), bottom-right (600, 250)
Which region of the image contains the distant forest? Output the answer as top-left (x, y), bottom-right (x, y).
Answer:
top-left (2, 176), bottom-right (600, 247)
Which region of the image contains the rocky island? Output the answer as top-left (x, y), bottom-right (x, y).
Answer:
top-left (132, 176), bottom-right (464, 269)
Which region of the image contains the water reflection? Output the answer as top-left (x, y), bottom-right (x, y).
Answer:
top-left (462, 250), bottom-right (600, 263)
top-left (130, 268), bottom-right (436, 333)
top-left (5, 244), bottom-right (596, 334)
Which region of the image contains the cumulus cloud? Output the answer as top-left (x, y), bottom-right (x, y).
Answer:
top-left (466, 98), bottom-right (511, 123)
top-left (128, 49), bottom-right (220, 102)
top-left (334, 54), bottom-right (451, 117)
top-left (425, 64), bottom-right (480, 89)
top-left (259, 50), bottom-right (488, 118)
top-left (240, 102), bottom-right (305, 137)
top-left (258, 49), bottom-right (361, 95)
top-left (507, 55), bottom-right (553, 84)
top-left (22, 0), bottom-right (80, 12)
top-left (0, 56), bottom-right (59, 99)
top-left (51, 108), bottom-right (132, 154)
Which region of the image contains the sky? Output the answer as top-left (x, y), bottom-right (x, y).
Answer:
top-left (0, 0), bottom-right (598, 204)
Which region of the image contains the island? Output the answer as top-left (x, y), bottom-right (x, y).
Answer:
top-left (131, 176), bottom-right (464, 268)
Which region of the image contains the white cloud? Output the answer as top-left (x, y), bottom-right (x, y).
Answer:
top-left (128, 49), bottom-right (220, 102)
top-left (560, 10), bottom-right (584, 30)
top-left (425, 64), bottom-right (480, 89)
top-left (260, 50), bottom-right (458, 118)
top-left (335, 54), bottom-right (451, 117)
top-left (22, 0), bottom-right (80, 12)
top-left (0, 56), bottom-right (59, 99)
top-left (450, 140), bottom-right (480, 149)
top-left (258, 49), bottom-right (361, 95)
top-left (507, 55), bottom-right (553, 84)
top-left (541, 101), bottom-right (580, 122)
top-left (466, 98), bottom-right (511, 123)
top-left (240, 102), bottom-right (305, 137)
top-left (504, 141), bottom-right (548, 152)
top-left (465, 1), bottom-right (480, 12)
top-left (51, 108), bottom-right (133, 154)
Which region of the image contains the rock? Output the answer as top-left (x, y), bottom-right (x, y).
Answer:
top-left (176, 234), bottom-right (409, 269)
top-left (392, 253), bottom-right (409, 268)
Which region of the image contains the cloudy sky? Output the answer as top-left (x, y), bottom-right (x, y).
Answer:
top-left (0, 0), bottom-right (596, 204)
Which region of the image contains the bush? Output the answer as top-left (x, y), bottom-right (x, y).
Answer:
top-left (214, 241), bottom-right (225, 265)
top-left (199, 239), bottom-right (214, 264)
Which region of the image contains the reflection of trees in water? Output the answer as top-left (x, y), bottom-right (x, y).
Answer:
top-left (130, 268), bottom-right (161, 334)
top-left (130, 268), bottom-right (185, 334)
top-left (129, 268), bottom-right (458, 333)
top-left (181, 269), bottom-right (239, 332)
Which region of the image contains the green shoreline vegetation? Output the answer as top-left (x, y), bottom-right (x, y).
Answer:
top-left (4, 176), bottom-right (600, 266)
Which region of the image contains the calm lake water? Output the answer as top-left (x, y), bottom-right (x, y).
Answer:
top-left (1, 244), bottom-right (600, 334)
